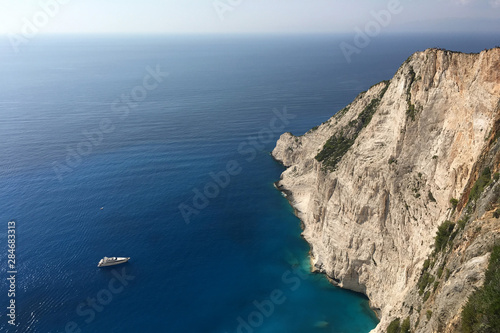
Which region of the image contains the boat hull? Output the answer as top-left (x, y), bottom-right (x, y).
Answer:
top-left (97, 257), bottom-right (130, 267)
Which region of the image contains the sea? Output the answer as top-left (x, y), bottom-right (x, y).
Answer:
top-left (0, 33), bottom-right (498, 333)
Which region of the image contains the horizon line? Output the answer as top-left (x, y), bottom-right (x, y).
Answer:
top-left (2, 31), bottom-right (499, 37)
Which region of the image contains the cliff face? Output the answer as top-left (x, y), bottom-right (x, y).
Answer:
top-left (272, 48), bottom-right (500, 332)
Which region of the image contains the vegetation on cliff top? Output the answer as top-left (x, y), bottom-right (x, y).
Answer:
top-left (406, 67), bottom-right (420, 121)
top-left (316, 81), bottom-right (389, 171)
top-left (315, 134), bottom-right (354, 170)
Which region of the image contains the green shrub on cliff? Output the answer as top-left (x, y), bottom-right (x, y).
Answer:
top-left (401, 317), bottom-right (411, 333)
top-left (457, 219), bottom-right (467, 230)
top-left (316, 81), bottom-right (390, 171)
top-left (406, 67), bottom-right (418, 120)
top-left (461, 245), bottom-right (500, 333)
top-left (469, 167), bottom-right (492, 203)
top-left (450, 198), bottom-right (459, 208)
top-left (315, 134), bottom-right (354, 170)
top-left (418, 272), bottom-right (435, 295)
top-left (387, 318), bottom-right (401, 333)
top-left (423, 259), bottom-right (430, 271)
top-left (437, 266), bottom-right (444, 278)
top-left (435, 220), bottom-right (455, 252)
top-left (426, 310), bottom-right (432, 320)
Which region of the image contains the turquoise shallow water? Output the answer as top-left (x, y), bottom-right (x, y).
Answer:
top-left (0, 34), bottom-right (498, 333)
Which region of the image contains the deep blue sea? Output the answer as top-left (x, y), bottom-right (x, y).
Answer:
top-left (0, 33), bottom-right (498, 333)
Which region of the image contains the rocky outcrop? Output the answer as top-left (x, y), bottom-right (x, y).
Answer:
top-left (272, 48), bottom-right (500, 332)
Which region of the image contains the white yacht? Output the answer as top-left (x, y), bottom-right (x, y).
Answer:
top-left (98, 256), bottom-right (130, 267)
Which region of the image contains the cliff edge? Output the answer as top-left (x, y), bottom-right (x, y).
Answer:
top-left (272, 48), bottom-right (500, 332)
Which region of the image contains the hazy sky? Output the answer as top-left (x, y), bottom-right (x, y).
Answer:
top-left (0, 0), bottom-right (499, 35)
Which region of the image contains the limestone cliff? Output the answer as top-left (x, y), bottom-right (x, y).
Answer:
top-left (272, 48), bottom-right (500, 332)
